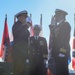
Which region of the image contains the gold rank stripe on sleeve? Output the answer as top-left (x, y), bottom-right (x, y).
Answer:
top-left (60, 48), bottom-right (67, 53)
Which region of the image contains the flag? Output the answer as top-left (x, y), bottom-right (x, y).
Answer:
top-left (30, 14), bottom-right (34, 37)
top-left (0, 14), bottom-right (11, 62)
top-left (72, 14), bottom-right (75, 70)
top-left (47, 68), bottom-right (53, 75)
top-left (73, 14), bottom-right (75, 49)
top-left (0, 45), bottom-right (1, 57)
top-left (39, 14), bottom-right (43, 37)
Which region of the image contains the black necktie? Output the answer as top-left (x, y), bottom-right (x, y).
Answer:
top-left (35, 36), bottom-right (38, 40)
top-left (36, 36), bottom-right (37, 40)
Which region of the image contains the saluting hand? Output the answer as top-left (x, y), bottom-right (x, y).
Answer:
top-left (51, 16), bottom-right (56, 25)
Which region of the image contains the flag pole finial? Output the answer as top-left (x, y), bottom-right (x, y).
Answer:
top-left (5, 14), bottom-right (7, 18)
top-left (5, 14), bottom-right (7, 20)
top-left (40, 14), bottom-right (42, 26)
top-left (74, 14), bottom-right (75, 29)
top-left (30, 13), bottom-right (32, 18)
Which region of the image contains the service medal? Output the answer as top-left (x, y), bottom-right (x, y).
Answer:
top-left (40, 41), bottom-right (44, 46)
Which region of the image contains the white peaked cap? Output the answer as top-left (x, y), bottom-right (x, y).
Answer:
top-left (26, 17), bottom-right (32, 24)
top-left (33, 24), bottom-right (42, 30)
top-left (55, 9), bottom-right (68, 15)
top-left (15, 10), bottom-right (28, 17)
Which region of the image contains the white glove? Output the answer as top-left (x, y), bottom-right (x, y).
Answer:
top-left (26, 59), bottom-right (29, 63)
top-left (44, 59), bottom-right (48, 68)
top-left (44, 59), bottom-right (47, 63)
top-left (26, 17), bottom-right (32, 24)
top-left (51, 16), bottom-right (56, 25)
top-left (58, 53), bottom-right (65, 57)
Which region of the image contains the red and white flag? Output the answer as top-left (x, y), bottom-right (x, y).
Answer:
top-left (72, 14), bottom-right (75, 70)
top-left (30, 14), bottom-right (34, 37)
top-left (0, 15), bottom-right (11, 62)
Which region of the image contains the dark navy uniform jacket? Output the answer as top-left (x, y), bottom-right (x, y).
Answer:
top-left (12, 20), bottom-right (30, 44)
top-left (29, 36), bottom-right (48, 63)
top-left (12, 20), bottom-right (30, 75)
top-left (52, 21), bottom-right (71, 58)
top-left (28, 36), bottom-right (48, 75)
top-left (12, 20), bottom-right (30, 59)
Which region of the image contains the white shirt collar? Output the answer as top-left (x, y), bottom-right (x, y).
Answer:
top-left (34, 36), bottom-right (39, 39)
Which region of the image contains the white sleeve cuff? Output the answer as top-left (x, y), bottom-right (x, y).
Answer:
top-left (58, 53), bottom-right (65, 57)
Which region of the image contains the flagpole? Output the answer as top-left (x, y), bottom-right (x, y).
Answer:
top-left (39, 14), bottom-right (43, 37)
top-left (30, 13), bottom-right (34, 36)
top-left (72, 13), bottom-right (75, 70)
top-left (5, 14), bottom-right (7, 18)
top-left (74, 14), bottom-right (75, 32)
top-left (40, 14), bottom-right (42, 26)
top-left (74, 14), bottom-right (75, 35)
top-left (73, 14), bottom-right (75, 49)
top-left (30, 13), bottom-right (32, 19)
